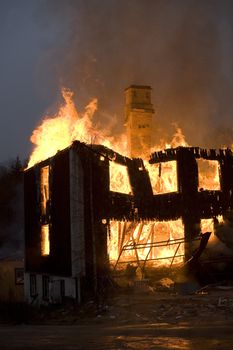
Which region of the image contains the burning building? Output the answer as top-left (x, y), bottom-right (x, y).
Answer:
top-left (24, 86), bottom-right (233, 305)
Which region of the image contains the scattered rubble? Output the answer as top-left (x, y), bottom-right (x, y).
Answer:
top-left (1, 280), bottom-right (231, 326)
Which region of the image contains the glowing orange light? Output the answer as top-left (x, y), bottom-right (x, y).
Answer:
top-left (40, 166), bottom-right (49, 216)
top-left (28, 88), bottom-right (223, 268)
top-left (109, 162), bottom-right (131, 194)
top-left (41, 224), bottom-right (50, 256)
top-left (197, 159), bottom-right (220, 191)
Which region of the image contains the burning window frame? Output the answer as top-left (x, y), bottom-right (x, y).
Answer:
top-left (147, 160), bottom-right (178, 194)
top-left (40, 165), bottom-right (50, 218)
top-left (39, 165), bottom-right (51, 257)
top-left (109, 161), bottom-right (132, 195)
top-left (197, 158), bottom-right (221, 191)
top-left (41, 224), bottom-right (50, 256)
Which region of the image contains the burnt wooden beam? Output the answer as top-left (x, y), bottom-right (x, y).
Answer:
top-left (176, 147), bottom-right (200, 260)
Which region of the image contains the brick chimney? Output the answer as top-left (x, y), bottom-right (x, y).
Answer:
top-left (125, 85), bottom-right (154, 158)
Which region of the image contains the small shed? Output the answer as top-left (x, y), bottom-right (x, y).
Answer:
top-left (0, 255), bottom-right (24, 302)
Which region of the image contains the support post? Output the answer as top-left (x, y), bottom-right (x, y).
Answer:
top-left (177, 148), bottom-right (200, 260)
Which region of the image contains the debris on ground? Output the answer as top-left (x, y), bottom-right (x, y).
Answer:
top-left (2, 278), bottom-right (233, 326)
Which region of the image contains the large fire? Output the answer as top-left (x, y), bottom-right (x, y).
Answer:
top-left (108, 220), bottom-right (184, 268)
top-left (28, 88), bottom-right (127, 168)
top-left (28, 88), bottom-right (221, 268)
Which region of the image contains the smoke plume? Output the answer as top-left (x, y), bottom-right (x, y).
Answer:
top-left (36, 0), bottom-right (233, 148)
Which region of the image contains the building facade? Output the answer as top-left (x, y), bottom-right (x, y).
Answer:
top-left (24, 140), bottom-right (233, 305)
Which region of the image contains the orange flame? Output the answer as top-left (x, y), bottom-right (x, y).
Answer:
top-left (28, 88), bottom-right (127, 168)
top-left (108, 220), bottom-right (184, 267)
top-left (28, 88), bottom-right (221, 268)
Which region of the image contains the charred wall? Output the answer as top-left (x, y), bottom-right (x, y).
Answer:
top-left (150, 147), bottom-right (233, 257)
top-left (24, 142), bottom-right (110, 294)
top-left (24, 150), bottom-right (71, 276)
top-left (71, 142), bottom-right (109, 295)
top-left (24, 143), bottom-right (233, 279)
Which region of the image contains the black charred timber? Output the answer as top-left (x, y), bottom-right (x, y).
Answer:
top-left (72, 141), bottom-right (110, 296)
top-left (126, 158), bottom-right (153, 218)
top-left (184, 232), bottom-right (212, 276)
top-left (50, 151), bottom-right (72, 276)
top-left (176, 148), bottom-right (200, 260)
top-left (24, 165), bottom-right (41, 273)
top-left (151, 193), bottom-right (181, 221)
top-left (149, 146), bottom-right (231, 164)
top-left (108, 193), bottom-right (134, 221)
top-left (25, 150), bottom-right (73, 276)
top-left (219, 150), bottom-right (233, 213)
top-left (198, 191), bottom-right (223, 218)
top-left (91, 144), bottom-right (130, 166)
top-left (71, 145), bottom-right (96, 295)
top-left (88, 154), bottom-right (109, 293)
top-left (193, 231), bottom-right (212, 259)
top-left (24, 141), bottom-right (233, 298)
top-left (149, 148), bottom-right (178, 163)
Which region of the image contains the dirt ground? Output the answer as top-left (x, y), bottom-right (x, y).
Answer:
top-left (2, 282), bottom-right (233, 349)
top-left (1, 322), bottom-right (233, 350)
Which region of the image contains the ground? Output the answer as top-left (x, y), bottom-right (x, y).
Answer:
top-left (2, 283), bottom-right (233, 349)
top-left (1, 322), bottom-right (233, 350)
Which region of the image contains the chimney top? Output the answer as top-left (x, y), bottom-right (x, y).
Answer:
top-left (124, 85), bottom-right (152, 91)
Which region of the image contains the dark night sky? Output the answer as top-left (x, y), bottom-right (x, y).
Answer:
top-left (1, 0), bottom-right (233, 163)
